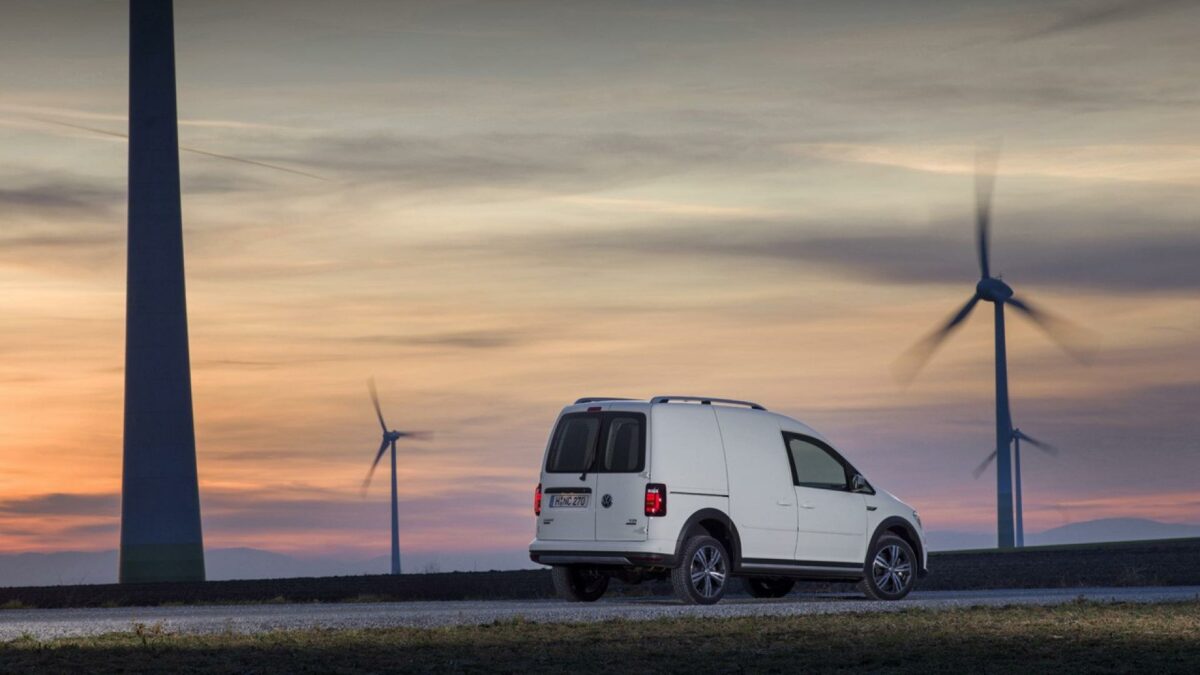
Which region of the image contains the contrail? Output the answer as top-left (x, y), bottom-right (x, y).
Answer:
top-left (26, 116), bottom-right (328, 181)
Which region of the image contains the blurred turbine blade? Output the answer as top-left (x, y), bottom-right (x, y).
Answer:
top-left (362, 438), bottom-right (390, 495)
top-left (1005, 296), bottom-right (1097, 363)
top-left (975, 147), bottom-right (999, 279)
top-left (895, 294), bottom-right (981, 383)
top-left (1015, 429), bottom-right (1058, 456)
top-left (396, 431), bottom-right (433, 441)
top-left (368, 377), bottom-right (388, 433)
top-left (972, 448), bottom-right (999, 480)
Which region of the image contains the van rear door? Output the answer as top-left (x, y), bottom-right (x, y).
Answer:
top-left (593, 413), bottom-right (648, 542)
top-left (538, 413), bottom-right (600, 541)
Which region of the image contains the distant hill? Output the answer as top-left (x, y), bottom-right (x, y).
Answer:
top-left (927, 517), bottom-right (1200, 551)
top-left (1031, 518), bottom-right (1200, 546)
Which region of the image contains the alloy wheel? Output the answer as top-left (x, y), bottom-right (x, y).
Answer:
top-left (690, 544), bottom-right (727, 599)
top-left (872, 543), bottom-right (912, 595)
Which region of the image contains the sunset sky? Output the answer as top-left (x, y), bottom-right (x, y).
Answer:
top-left (1, 0), bottom-right (1198, 569)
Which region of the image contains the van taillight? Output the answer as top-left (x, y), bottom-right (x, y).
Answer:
top-left (534, 483), bottom-right (542, 516)
top-left (645, 483), bottom-right (666, 517)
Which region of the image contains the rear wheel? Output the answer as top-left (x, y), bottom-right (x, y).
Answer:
top-left (744, 576), bottom-right (795, 599)
top-left (859, 534), bottom-right (916, 601)
top-left (551, 565), bottom-right (609, 602)
top-left (672, 535), bottom-right (729, 605)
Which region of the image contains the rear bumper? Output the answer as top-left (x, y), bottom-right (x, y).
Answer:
top-left (530, 550), bottom-right (677, 567)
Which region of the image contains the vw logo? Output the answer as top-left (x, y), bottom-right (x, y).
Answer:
top-left (601, 494), bottom-right (613, 508)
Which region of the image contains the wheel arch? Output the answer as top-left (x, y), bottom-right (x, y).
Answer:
top-left (673, 508), bottom-right (742, 568)
top-left (868, 516), bottom-right (925, 573)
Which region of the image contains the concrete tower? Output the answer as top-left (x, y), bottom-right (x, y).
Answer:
top-left (119, 0), bottom-right (205, 583)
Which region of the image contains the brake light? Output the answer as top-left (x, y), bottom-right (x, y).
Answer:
top-left (645, 483), bottom-right (666, 517)
top-left (534, 483), bottom-right (542, 516)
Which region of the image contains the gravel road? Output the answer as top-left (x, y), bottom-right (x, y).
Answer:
top-left (2, 586), bottom-right (1197, 641)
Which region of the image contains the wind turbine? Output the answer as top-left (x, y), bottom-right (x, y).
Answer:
top-left (362, 379), bottom-right (429, 575)
top-left (899, 150), bottom-right (1090, 549)
top-left (973, 428), bottom-right (1058, 547)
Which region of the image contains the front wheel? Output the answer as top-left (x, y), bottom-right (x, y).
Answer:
top-left (859, 534), bottom-right (916, 601)
top-left (551, 565), bottom-right (609, 602)
top-left (672, 535), bottom-right (730, 605)
top-left (744, 576), bottom-right (795, 599)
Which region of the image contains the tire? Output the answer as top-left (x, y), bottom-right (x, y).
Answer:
top-left (551, 565), bottom-right (609, 602)
top-left (859, 534), bottom-right (917, 601)
top-left (672, 535), bottom-right (730, 605)
top-left (743, 576), bottom-right (796, 599)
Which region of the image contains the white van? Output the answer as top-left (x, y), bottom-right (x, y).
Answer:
top-left (529, 396), bottom-right (927, 604)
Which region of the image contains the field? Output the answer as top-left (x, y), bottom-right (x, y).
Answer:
top-left (1, 600), bottom-right (1197, 673)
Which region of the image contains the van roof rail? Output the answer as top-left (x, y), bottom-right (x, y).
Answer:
top-left (650, 396), bottom-right (766, 411)
top-left (574, 397), bottom-right (637, 404)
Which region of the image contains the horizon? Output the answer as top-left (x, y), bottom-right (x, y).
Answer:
top-left (2, 0), bottom-right (1199, 570)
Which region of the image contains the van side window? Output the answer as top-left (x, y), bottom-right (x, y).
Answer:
top-left (601, 416), bottom-right (643, 472)
top-left (784, 434), bottom-right (850, 490)
top-left (546, 415), bottom-right (600, 472)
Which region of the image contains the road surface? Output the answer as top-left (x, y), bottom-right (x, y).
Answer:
top-left (2, 586), bottom-right (1197, 641)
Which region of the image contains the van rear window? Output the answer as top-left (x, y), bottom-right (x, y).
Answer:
top-left (545, 412), bottom-right (646, 473)
top-left (546, 416), bottom-right (600, 473)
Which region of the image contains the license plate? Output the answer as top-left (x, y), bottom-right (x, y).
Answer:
top-left (549, 494), bottom-right (589, 508)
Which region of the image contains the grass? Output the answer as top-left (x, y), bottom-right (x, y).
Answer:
top-left (2, 600), bottom-right (1198, 673)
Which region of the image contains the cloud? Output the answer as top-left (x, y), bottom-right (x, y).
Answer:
top-left (790, 143), bottom-right (1200, 187)
top-left (450, 216), bottom-right (1200, 294)
top-left (1024, 0), bottom-right (1195, 39)
top-left (288, 130), bottom-right (776, 196)
top-left (350, 329), bottom-right (531, 350)
top-left (0, 180), bottom-right (122, 215)
top-left (0, 492), bottom-right (119, 516)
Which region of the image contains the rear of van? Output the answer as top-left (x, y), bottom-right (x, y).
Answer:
top-left (530, 399), bottom-right (667, 566)
top-left (529, 398), bottom-right (730, 568)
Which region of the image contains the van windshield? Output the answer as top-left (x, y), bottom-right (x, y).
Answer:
top-left (545, 412), bottom-right (646, 473)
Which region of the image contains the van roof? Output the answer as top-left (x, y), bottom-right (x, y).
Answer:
top-left (573, 395), bottom-right (766, 411)
top-left (567, 396), bottom-right (827, 442)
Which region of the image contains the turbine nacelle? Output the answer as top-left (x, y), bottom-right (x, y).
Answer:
top-left (976, 277), bottom-right (1013, 303)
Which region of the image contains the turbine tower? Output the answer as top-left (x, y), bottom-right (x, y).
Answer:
top-left (119, 0), bottom-right (205, 583)
top-left (363, 379), bottom-right (429, 575)
top-left (899, 152), bottom-right (1089, 549)
top-left (973, 427), bottom-right (1058, 547)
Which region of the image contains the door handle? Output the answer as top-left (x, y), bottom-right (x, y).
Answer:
top-left (799, 503), bottom-right (816, 510)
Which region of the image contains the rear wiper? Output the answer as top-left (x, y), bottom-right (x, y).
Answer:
top-left (579, 451), bottom-right (596, 481)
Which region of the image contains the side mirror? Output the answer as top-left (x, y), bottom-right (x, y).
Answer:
top-left (851, 474), bottom-right (872, 494)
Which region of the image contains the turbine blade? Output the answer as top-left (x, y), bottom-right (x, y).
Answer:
top-left (368, 377), bottom-right (388, 433)
top-left (972, 449), bottom-right (998, 480)
top-left (894, 294), bottom-right (981, 383)
top-left (361, 438), bottom-right (390, 494)
top-left (1014, 429), bottom-right (1058, 456)
top-left (1005, 296), bottom-right (1097, 363)
top-left (395, 431), bottom-right (433, 441)
top-left (975, 147), bottom-right (999, 279)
